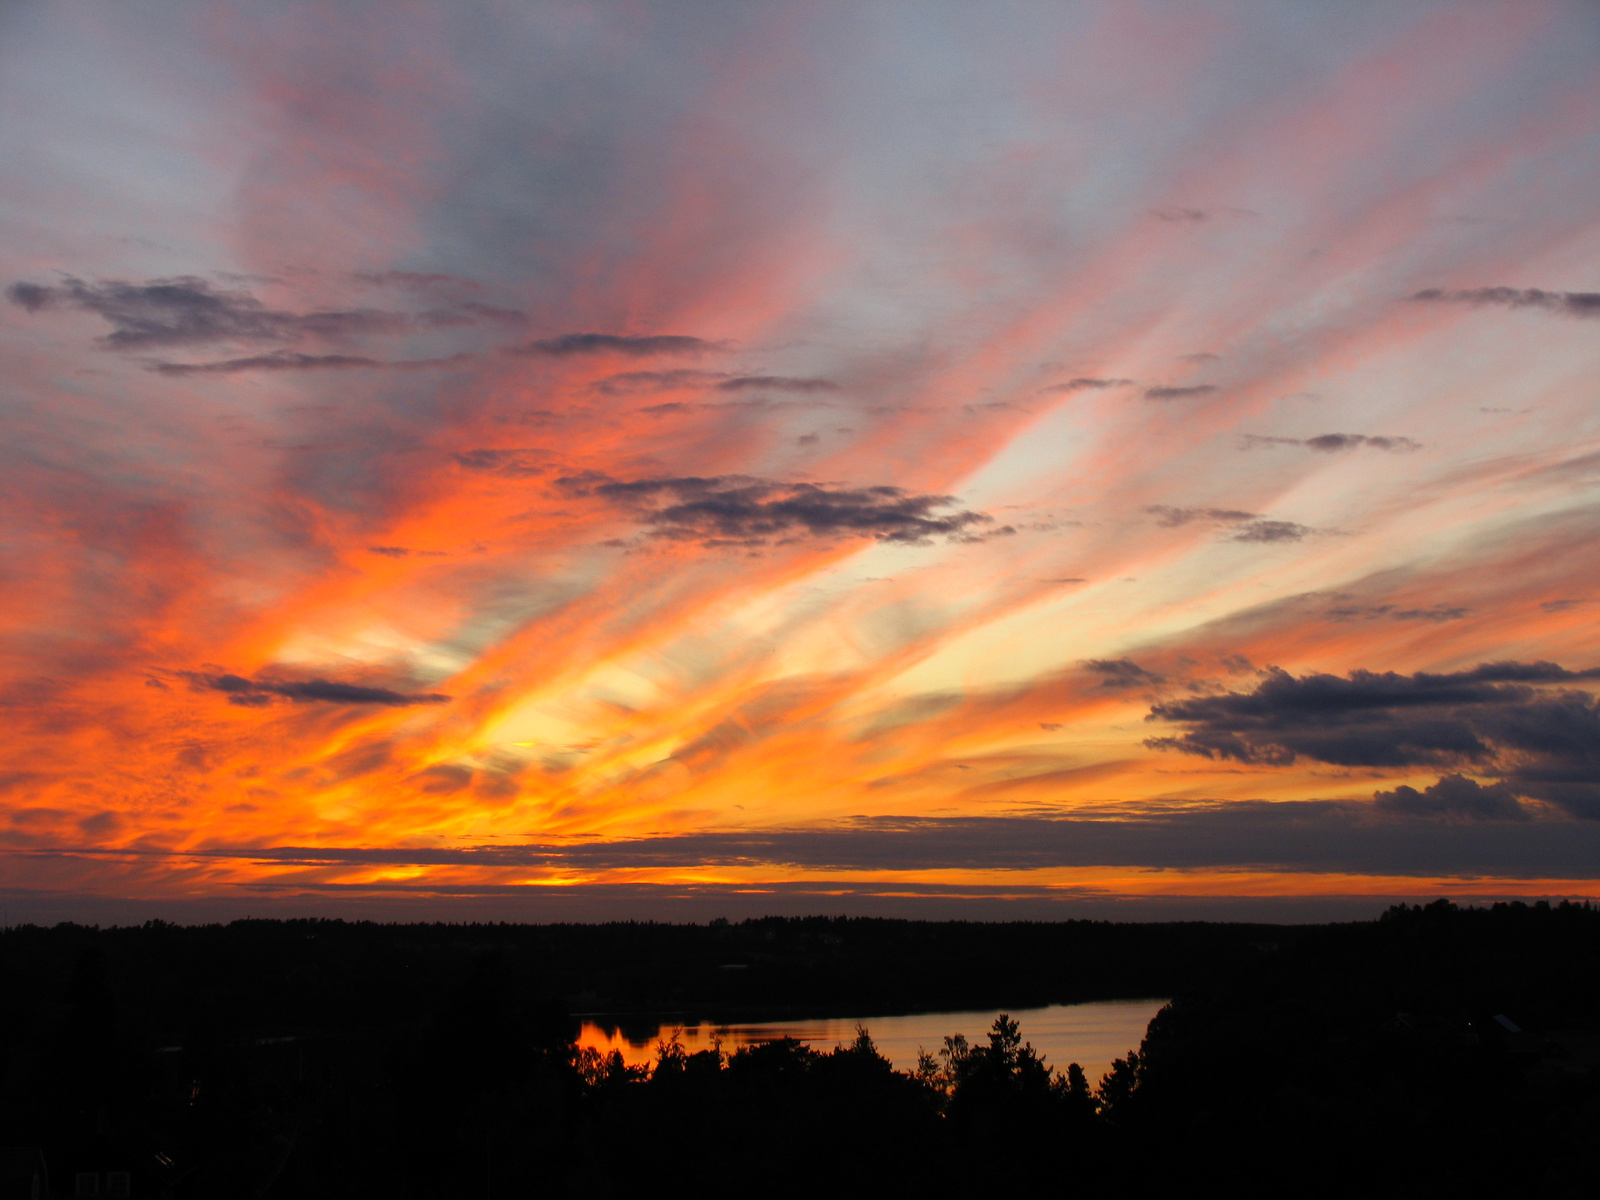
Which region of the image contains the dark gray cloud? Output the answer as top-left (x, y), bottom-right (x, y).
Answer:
top-left (6, 282), bottom-right (56, 311)
top-left (1242, 433), bottom-right (1421, 452)
top-left (589, 369), bottom-right (722, 394)
top-left (1043, 377), bottom-right (1134, 394)
top-left (1144, 506), bottom-right (1307, 543)
top-left (452, 448), bottom-right (546, 477)
top-left (1326, 603), bottom-right (1470, 623)
top-left (510, 332), bottom-right (715, 357)
top-left (182, 802), bottom-right (1600, 878)
top-left (1178, 352), bottom-right (1219, 363)
top-left (155, 351), bottom-right (384, 374)
top-left (6, 276), bottom-right (518, 351)
top-left (1145, 661), bottom-right (1600, 817)
top-left (1411, 287), bottom-right (1600, 318)
top-left (558, 474), bottom-right (1006, 546)
top-left (7, 276), bottom-right (361, 347)
top-left (1147, 505), bottom-right (1257, 528)
top-left (1305, 433), bottom-right (1421, 453)
top-left (1155, 207), bottom-right (1207, 223)
top-left (1230, 520), bottom-right (1310, 543)
top-left (152, 350), bottom-right (474, 375)
top-left (366, 545), bottom-right (445, 559)
top-left (1144, 384), bottom-right (1217, 400)
top-left (715, 375), bottom-right (839, 393)
top-left (181, 672), bottom-right (449, 707)
top-left (588, 369), bottom-right (838, 397)
top-left (1084, 658), bottom-right (1164, 688)
top-left (1374, 774), bottom-right (1529, 822)
top-left (415, 301), bottom-right (526, 329)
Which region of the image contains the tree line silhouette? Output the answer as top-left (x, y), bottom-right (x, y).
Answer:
top-left (2, 900), bottom-right (1596, 1196)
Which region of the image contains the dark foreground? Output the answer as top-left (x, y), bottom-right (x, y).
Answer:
top-left (3, 901), bottom-right (1597, 1198)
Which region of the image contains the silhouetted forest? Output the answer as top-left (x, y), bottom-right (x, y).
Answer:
top-left (3, 901), bottom-right (1597, 1197)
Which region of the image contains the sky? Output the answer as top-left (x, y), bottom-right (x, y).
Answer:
top-left (3, 1), bottom-right (1600, 924)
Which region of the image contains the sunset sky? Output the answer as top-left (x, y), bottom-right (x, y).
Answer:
top-left (4, 1), bottom-right (1600, 923)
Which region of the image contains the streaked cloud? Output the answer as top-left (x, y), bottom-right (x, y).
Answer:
top-left (1146, 506), bottom-right (1257, 528)
top-left (6, 276), bottom-right (519, 350)
top-left (152, 350), bottom-right (474, 375)
top-left (1412, 287), bottom-right (1600, 318)
top-left (509, 333), bottom-right (717, 357)
top-left (180, 672), bottom-right (451, 707)
top-left (562, 475), bottom-right (1006, 546)
top-left (1242, 434), bottom-right (1422, 453)
top-left (1229, 520), bottom-right (1313, 543)
top-left (1042, 378), bottom-right (1134, 394)
top-left (715, 375), bottom-right (839, 393)
top-left (84, 803), bottom-right (1600, 876)
top-left (1144, 384), bottom-right (1217, 401)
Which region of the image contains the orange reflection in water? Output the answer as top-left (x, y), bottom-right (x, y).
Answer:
top-left (577, 998), bottom-right (1166, 1087)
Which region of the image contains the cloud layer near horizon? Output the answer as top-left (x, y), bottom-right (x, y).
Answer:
top-left (2, 2), bottom-right (1600, 918)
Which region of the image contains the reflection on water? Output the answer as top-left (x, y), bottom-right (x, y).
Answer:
top-left (578, 998), bottom-right (1166, 1086)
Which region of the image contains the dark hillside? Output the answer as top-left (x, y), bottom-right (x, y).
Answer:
top-left (1, 902), bottom-right (1595, 1197)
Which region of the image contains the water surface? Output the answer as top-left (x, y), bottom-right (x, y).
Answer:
top-left (579, 998), bottom-right (1165, 1086)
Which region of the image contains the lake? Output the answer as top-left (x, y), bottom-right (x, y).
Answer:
top-left (578, 997), bottom-right (1166, 1086)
